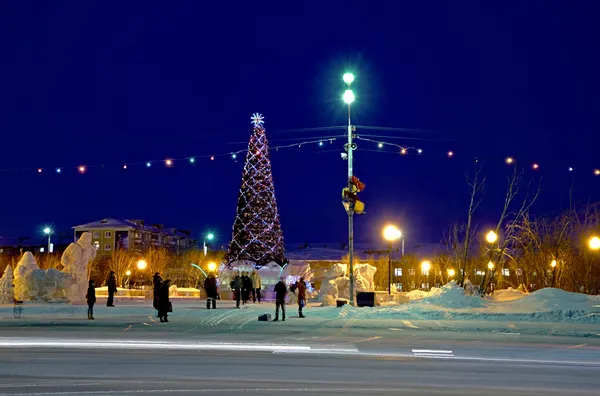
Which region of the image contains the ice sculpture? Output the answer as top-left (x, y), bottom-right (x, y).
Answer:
top-left (61, 232), bottom-right (97, 303)
top-left (0, 265), bottom-right (14, 304)
top-left (316, 263), bottom-right (377, 306)
top-left (12, 252), bottom-right (75, 301)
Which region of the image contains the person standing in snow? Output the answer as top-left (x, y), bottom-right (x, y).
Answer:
top-left (231, 272), bottom-right (242, 309)
top-left (251, 269), bottom-right (262, 303)
top-left (86, 280), bottom-right (96, 320)
top-left (297, 277), bottom-right (307, 318)
top-left (152, 272), bottom-right (163, 311)
top-left (106, 271), bottom-right (117, 307)
top-left (158, 279), bottom-right (171, 322)
top-left (273, 278), bottom-right (287, 322)
top-left (204, 272), bottom-right (218, 310)
top-left (242, 272), bottom-right (253, 304)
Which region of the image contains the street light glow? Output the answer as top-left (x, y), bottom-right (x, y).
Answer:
top-left (551, 260), bottom-right (557, 268)
top-left (448, 268), bottom-right (456, 277)
top-left (207, 262), bottom-right (217, 272)
top-left (382, 225), bottom-right (402, 242)
top-left (206, 233), bottom-right (214, 241)
top-left (421, 260), bottom-right (431, 273)
top-left (125, 270), bottom-right (131, 276)
top-left (505, 157), bottom-right (514, 165)
top-left (485, 230), bottom-right (498, 244)
top-left (343, 73), bottom-right (355, 84)
top-left (343, 89), bottom-right (355, 104)
top-left (43, 227), bottom-right (51, 235)
top-left (589, 236), bottom-right (600, 251)
top-left (136, 259), bottom-right (148, 270)
top-left (487, 261), bottom-right (495, 270)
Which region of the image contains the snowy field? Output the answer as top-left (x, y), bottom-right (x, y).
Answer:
top-left (1, 284), bottom-right (598, 338)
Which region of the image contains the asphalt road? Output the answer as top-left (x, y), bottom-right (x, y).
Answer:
top-left (1, 325), bottom-right (599, 396)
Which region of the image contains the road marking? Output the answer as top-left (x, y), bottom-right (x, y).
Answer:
top-left (123, 325), bottom-right (132, 332)
top-left (0, 388), bottom-right (400, 395)
top-left (567, 344), bottom-right (586, 349)
top-left (352, 336), bottom-right (381, 344)
top-left (401, 320), bottom-right (419, 329)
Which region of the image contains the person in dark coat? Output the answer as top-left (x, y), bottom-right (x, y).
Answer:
top-left (273, 278), bottom-right (287, 322)
top-left (230, 273), bottom-right (242, 309)
top-left (152, 272), bottom-right (163, 310)
top-left (204, 272), bottom-right (218, 309)
top-left (158, 279), bottom-right (171, 322)
top-left (86, 280), bottom-right (96, 320)
top-left (297, 277), bottom-right (307, 318)
top-left (242, 272), bottom-right (253, 304)
top-left (106, 271), bottom-right (117, 307)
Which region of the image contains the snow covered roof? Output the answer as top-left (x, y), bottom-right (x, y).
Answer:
top-left (73, 218), bottom-right (142, 230)
top-left (73, 218), bottom-right (195, 239)
top-left (284, 242), bottom-right (448, 261)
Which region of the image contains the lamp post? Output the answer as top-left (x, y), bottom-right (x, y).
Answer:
top-left (480, 230), bottom-right (498, 294)
top-left (204, 233), bottom-right (214, 256)
top-left (550, 260), bottom-right (557, 288)
top-left (343, 72), bottom-right (356, 305)
top-left (421, 260), bottom-right (431, 290)
top-left (136, 259), bottom-right (148, 271)
top-left (382, 225), bottom-right (402, 295)
top-left (208, 261), bottom-right (217, 273)
top-left (43, 227), bottom-right (52, 256)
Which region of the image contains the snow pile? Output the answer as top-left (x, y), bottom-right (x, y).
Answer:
top-left (412, 282), bottom-right (489, 309)
top-left (492, 287), bottom-right (526, 302)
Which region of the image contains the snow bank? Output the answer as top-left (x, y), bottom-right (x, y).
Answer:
top-left (407, 282), bottom-right (489, 309)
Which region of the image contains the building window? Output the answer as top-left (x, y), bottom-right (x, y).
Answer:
top-left (40, 247), bottom-right (45, 253)
top-left (408, 268), bottom-right (416, 276)
top-left (94, 241), bottom-right (100, 250)
top-left (502, 268), bottom-right (510, 276)
top-left (93, 232), bottom-right (100, 239)
top-left (394, 268), bottom-right (402, 277)
top-left (105, 231), bottom-right (112, 238)
top-left (476, 270), bottom-right (485, 276)
top-left (421, 269), bottom-right (429, 276)
top-left (104, 244), bottom-right (112, 251)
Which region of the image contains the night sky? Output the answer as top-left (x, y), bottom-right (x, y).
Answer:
top-left (1, 1), bottom-right (598, 248)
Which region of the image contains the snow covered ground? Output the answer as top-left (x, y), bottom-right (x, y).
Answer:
top-left (1, 284), bottom-right (598, 338)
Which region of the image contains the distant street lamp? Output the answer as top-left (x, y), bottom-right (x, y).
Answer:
top-left (204, 233), bottom-right (215, 256)
top-left (485, 230), bottom-right (498, 244)
top-left (125, 270), bottom-right (132, 276)
top-left (550, 260), bottom-right (557, 288)
top-left (480, 230), bottom-right (498, 294)
top-left (43, 227), bottom-right (52, 256)
top-left (421, 261), bottom-right (431, 290)
top-left (343, 72), bottom-right (356, 306)
top-left (382, 225), bottom-right (402, 295)
top-left (448, 268), bottom-right (456, 279)
top-left (588, 236), bottom-right (600, 251)
top-left (136, 259), bottom-right (148, 271)
top-left (207, 261), bottom-right (217, 273)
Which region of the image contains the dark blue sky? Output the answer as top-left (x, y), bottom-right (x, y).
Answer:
top-left (1, 1), bottom-right (598, 247)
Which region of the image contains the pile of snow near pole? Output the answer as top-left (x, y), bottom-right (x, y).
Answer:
top-left (407, 282), bottom-right (489, 309)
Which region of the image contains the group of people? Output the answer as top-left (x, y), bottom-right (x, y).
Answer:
top-left (230, 270), bottom-right (262, 309)
top-left (273, 277), bottom-right (307, 321)
top-left (83, 269), bottom-right (308, 323)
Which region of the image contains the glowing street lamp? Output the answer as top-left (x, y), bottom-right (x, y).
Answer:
top-left (343, 73), bottom-right (355, 85)
top-left (448, 268), bottom-right (456, 278)
top-left (382, 225), bottom-right (402, 295)
top-left (485, 230), bottom-right (498, 244)
top-left (43, 227), bottom-right (52, 255)
top-left (588, 236), bottom-right (600, 251)
top-left (550, 259), bottom-right (557, 288)
top-left (136, 259), bottom-right (148, 271)
top-left (125, 270), bottom-right (132, 276)
top-left (204, 233), bottom-right (215, 256)
top-left (487, 261), bottom-right (495, 270)
top-left (343, 89), bottom-right (355, 104)
top-left (207, 262), bottom-right (217, 272)
top-left (421, 260), bottom-right (431, 274)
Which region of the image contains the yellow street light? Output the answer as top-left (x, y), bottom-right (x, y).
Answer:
top-left (136, 259), bottom-right (148, 270)
top-left (487, 261), bottom-right (495, 270)
top-left (448, 268), bottom-right (456, 277)
top-left (207, 262), bottom-right (217, 272)
top-left (421, 260), bottom-right (431, 274)
top-left (485, 230), bottom-right (498, 244)
top-left (125, 270), bottom-right (131, 276)
top-left (588, 236), bottom-right (600, 251)
top-left (382, 225), bottom-right (402, 242)
top-left (550, 260), bottom-right (557, 268)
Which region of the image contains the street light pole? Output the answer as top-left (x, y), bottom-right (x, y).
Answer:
top-left (204, 233), bottom-right (214, 256)
top-left (343, 73), bottom-right (356, 306)
top-left (382, 225), bottom-right (402, 296)
top-left (551, 260), bottom-right (557, 288)
top-left (43, 227), bottom-right (52, 256)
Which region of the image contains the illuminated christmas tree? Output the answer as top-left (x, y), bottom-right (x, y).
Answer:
top-left (227, 113), bottom-right (286, 266)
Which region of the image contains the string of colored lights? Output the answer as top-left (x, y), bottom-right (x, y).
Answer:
top-left (1, 127), bottom-right (599, 177)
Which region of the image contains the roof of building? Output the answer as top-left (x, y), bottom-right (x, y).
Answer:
top-left (284, 241), bottom-right (449, 261)
top-left (73, 218), bottom-right (195, 239)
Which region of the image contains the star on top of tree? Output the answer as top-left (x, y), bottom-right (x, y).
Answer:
top-left (251, 113), bottom-right (264, 127)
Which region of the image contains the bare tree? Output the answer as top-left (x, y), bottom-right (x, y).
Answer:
top-left (110, 249), bottom-right (134, 287)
